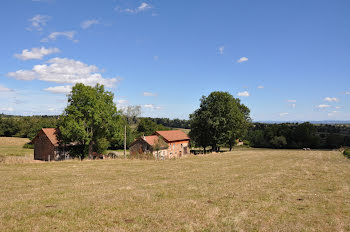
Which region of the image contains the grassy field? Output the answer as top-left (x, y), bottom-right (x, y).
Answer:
top-left (0, 137), bottom-right (34, 163)
top-left (1, 139), bottom-right (350, 231)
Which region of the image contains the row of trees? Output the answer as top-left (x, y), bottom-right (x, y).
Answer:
top-left (2, 86), bottom-right (349, 157)
top-left (147, 118), bottom-right (190, 129)
top-left (0, 115), bottom-right (58, 139)
top-left (247, 122), bottom-right (350, 149)
top-left (188, 91), bottom-right (350, 151)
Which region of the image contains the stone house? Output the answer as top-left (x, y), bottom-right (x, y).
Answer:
top-left (32, 128), bottom-right (69, 161)
top-left (129, 130), bottom-right (190, 159)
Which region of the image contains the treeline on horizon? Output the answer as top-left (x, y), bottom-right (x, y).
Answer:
top-left (248, 122), bottom-right (350, 149)
top-left (0, 114), bottom-right (349, 150)
top-left (0, 114), bottom-right (184, 149)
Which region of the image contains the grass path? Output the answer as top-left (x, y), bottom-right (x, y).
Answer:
top-left (1, 149), bottom-right (350, 231)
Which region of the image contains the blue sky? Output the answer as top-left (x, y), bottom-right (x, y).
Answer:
top-left (0, 0), bottom-right (349, 121)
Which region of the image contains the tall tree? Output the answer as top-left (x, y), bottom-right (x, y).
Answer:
top-left (59, 83), bottom-right (123, 158)
top-left (190, 91), bottom-right (251, 152)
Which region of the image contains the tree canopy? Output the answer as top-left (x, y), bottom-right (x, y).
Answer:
top-left (189, 91), bottom-right (251, 152)
top-left (136, 118), bottom-right (170, 136)
top-left (59, 83), bottom-right (124, 158)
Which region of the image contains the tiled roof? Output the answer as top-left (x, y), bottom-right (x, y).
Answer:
top-left (143, 135), bottom-right (160, 146)
top-left (155, 130), bottom-right (190, 142)
top-left (41, 128), bottom-right (60, 146)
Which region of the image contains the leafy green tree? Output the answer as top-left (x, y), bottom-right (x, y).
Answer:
top-left (248, 129), bottom-right (266, 147)
top-left (294, 122), bottom-right (319, 148)
top-left (189, 109), bottom-right (211, 152)
top-left (190, 91), bottom-right (251, 152)
top-left (59, 83), bottom-right (123, 158)
top-left (270, 136), bottom-right (287, 148)
top-left (137, 118), bottom-right (170, 136)
top-left (0, 117), bottom-right (20, 137)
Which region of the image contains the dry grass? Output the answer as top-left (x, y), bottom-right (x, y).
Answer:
top-left (1, 148), bottom-right (350, 231)
top-left (0, 137), bottom-right (33, 163)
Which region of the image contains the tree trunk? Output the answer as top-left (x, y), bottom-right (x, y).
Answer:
top-left (88, 141), bottom-right (93, 159)
top-left (212, 145), bottom-right (216, 153)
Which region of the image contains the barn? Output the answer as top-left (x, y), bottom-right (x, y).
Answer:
top-left (32, 128), bottom-right (69, 161)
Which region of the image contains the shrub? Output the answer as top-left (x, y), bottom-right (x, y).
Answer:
top-left (129, 151), bottom-right (155, 160)
top-left (344, 149), bottom-right (350, 159)
top-left (22, 143), bottom-right (34, 149)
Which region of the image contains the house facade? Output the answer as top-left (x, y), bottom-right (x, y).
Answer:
top-left (32, 128), bottom-right (69, 161)
top-left (129, 130), bottom-right (190, 159)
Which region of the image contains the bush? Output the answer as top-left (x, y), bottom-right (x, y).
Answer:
top-left (129, 151), bottom-right (155, 160)
top-left (22, 143), bottom-right (34, 149)
top-left (344, 149), bottom-right (350, 159)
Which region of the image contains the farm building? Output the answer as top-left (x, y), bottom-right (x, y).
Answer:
top-left (32, 128), bottom-right (69, 161)
top-left (129, 130), bottom-right (190, 159)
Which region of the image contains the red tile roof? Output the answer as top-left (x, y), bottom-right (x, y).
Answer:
top-left (155, 130), bottom-right (190, 142)
top-left (41, 128), bottom-right (60, 146)
top-left (143, 135), bottom-right (160, 146)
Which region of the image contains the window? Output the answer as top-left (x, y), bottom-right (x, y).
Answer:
top-left (181, 144), bottom-right (183, 148)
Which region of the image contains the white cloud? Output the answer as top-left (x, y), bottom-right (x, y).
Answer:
top-left (324, 97), bottom-right (339, 102)
top-left (0, 85), bottom-right (12, 92)
top-left (41, 31), bottom-right (76, 42)
top-left (116, 99), bottom-right (128, 104)
top-left (44, 85), bottom-right (72, 94)
top-left (237, 91), bottom-right (250, 97)
top-left (280, 112), bottom-right (289, 117)
top-left (257, 86), bottom-right (264, 89)
top-left (138, 2), bottom-right (151, 11)
top-left (116, 2), bottom-right (152, 14)
top-left (14, 47), bottom-right (60, 60)
top-left (81, 19), bottom-right (99, 29)
top-left (345, 91), bottom-right (350, 95)
top-left (143, 91), bottom-right (157, 97)
top-left (7, 70), bottom-right (37, 80)
top-left (143, 104), bottom-right (161, 110)
top-left (218, 46), bottom-right (224, 55)
top-left (0, 107), bottom-right (14, 112)
top-left (335, 106), bottom-right (341, 109)
top-left (7, 57), bottom-right (119, 87)
top-left (237, 57), bottom-right (248, 63)
top-left (287, 100), bottom-right (296, 103)
top-left (317, 104), bottom-right (331, 109)
top-left (143, 104), bottom-right (154, 109)
top-left (328, 111), bottom-right (339, 117)
top-left (291, 104), bottom-right (296, 108)
top-left (27, 14), bottom-right (50, 31)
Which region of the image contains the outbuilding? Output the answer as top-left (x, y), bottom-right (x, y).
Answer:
top-left (32, 128), bottom-right (69, 161)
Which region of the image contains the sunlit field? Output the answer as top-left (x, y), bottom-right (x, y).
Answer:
top-left (0, 138), bottom-right (350, 231)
